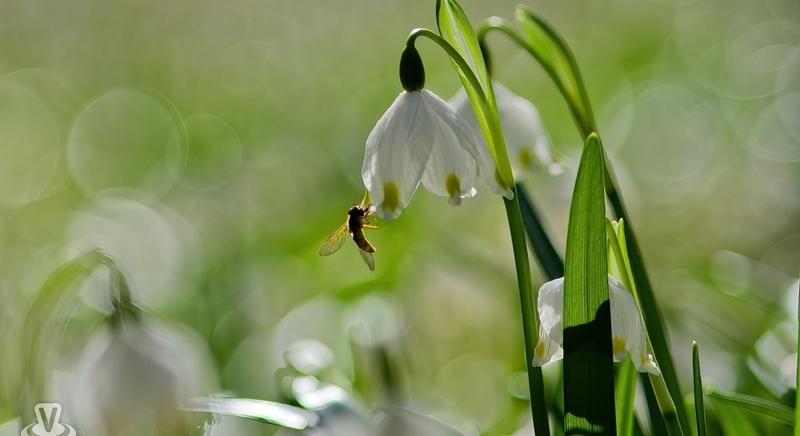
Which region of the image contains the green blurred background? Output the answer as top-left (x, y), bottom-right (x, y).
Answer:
top-left (0, 0), bottom-right (798, 434)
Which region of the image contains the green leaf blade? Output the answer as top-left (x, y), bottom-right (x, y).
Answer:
top-left (518, 184), bottom-right (564, 280)
top-left (706, 389), bottom-right (795, 426)
top-left (514, 6), bottom-right (595, 136)
top-left (615, 360), bottom-right (637, 436)
top-left (710, 399), bottom-right (761, 436)
top-left (692, 342), bottom-right (707, 436)
top-left (563, 133), bottom-right (615, 435)
top-left (435, 0), bottom-right (491, 92)
top-left (434, 0), bottom-right (513, 186)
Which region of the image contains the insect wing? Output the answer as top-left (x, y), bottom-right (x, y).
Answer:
top-left (319, 223), bottom-right (348, 256)
top-left (358, 248), bottom-right (375, 271)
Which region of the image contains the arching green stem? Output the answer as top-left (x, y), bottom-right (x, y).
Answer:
top-left (476, 18), bottom-right (595, 136)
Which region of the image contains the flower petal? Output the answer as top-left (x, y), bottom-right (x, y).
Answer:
top-left (419, 90), bottom-right (479, 205)
top-left (537, 277), bottom-right (564, 344)
top-left (609, 276), bottom-right (660, 375)
top-left (449, 88), bottom-right (514, 199)
top-left (362, 91), bottom-right (433, 220)
top-left (533, 326), bottom-right (563, 367)
top-left (493, 82), bottom-right (563, 177)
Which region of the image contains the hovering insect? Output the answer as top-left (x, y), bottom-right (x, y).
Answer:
top-left (319, 198), bottom-right (378, 271)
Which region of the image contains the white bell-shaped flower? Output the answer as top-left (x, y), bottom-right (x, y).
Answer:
top-left (362, 90), bottom-right (484, 220)
top-left (451, 81), bottom-right (563, 180)
top-left (56, 320), bottom-right (216, 435)
top-left (532, 275), bottom-right (661, 375)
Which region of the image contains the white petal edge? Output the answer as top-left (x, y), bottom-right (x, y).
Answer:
top-left (609, 277), bottom-right (661, 375)
top-left (361, 91), bottom-right (434, 220)
top-left (419, 90), bottom-right (479, 203)
top-left (532, 326), bottom-right (563, 367)
top-left (449, 88), bottom-right (514, 199)
top-left (536, 277), bottom-right (564, 344)
top-left (493, 81), bottom-right (563, 178)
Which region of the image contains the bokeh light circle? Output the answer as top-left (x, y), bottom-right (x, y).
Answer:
top-left (67, 89), bottom-right (185, 196)
top-left (0, 79), bottom-right (62, 207)
top-left (172, 113), bottom-right (242, 191)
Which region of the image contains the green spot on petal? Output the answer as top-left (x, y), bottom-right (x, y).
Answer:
top-left (519, 148), bottom-right (534, 169)
top-left (613, 336), bottom-right (626, 356)
top-left (534, 340), bottom-right (545, 358)
top-left (445, 173), bottom-right (461, 206)
top-left (382, 181), bottom-right (400, 212)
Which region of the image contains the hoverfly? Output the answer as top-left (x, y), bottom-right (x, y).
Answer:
top-left (319, 197), bottom-right (378, 271)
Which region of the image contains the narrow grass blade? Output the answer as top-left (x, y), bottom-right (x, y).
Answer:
top-left (562, 133), bottom-right (615, 434)
top-left (648, 373), bottom-right (683, 435)
top-left (643, 377), bottom-right (669, 436)
top-left (709, 399), bottom-right (761, 436)
top-left (182, 397), bottom-right (319, 430)
top-left (706, 389), bottom-right (794, 425)
top-left (517, 184), bottom-right (564, 280)
top-left (692, 342), bottom-right (707, 436)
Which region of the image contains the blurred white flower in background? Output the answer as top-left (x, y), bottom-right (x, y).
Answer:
top-left (67, 195), bottom-right (193, 310)
top-left (748, 279), bottom-right (800, 397)
top-left (451, 81), bottom-right (563, 180)
top-left (54, 319), bottom-right (216, 435)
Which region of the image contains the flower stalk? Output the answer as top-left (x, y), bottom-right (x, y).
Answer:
top-left (476, 17), bottom-right (595, 137)
top-left (405, 24), bottom-right (550, 436)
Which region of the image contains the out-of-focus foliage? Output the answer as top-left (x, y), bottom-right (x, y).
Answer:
top-left (0, 0), bottom-right (798, 434)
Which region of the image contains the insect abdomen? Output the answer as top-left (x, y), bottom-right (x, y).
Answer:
top-left (351, 230), bottom-right (375, 253)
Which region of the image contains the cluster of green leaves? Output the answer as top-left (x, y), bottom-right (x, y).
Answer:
top-left (479, 4), bottom-right (800, 436)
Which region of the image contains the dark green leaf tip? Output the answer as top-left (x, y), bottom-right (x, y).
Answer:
top-left (693, 340), bottom-right (707, 436)
top-left (399, 45), bottom-right (425, 91)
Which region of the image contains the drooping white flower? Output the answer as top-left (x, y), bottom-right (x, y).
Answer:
top-left (532, 275), bottom-right (661, 375)
top-left (361, 45), bottom-right (515, 220)
top-left (451, 81), bottom-right (563, 180)
top-left (362, 89), bottom-right (493, 220)
top-left (56, 320), bottom-right (216, 435)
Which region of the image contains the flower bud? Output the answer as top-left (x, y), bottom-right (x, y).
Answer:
top-left (399, 45), bottom-right (425, 92)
